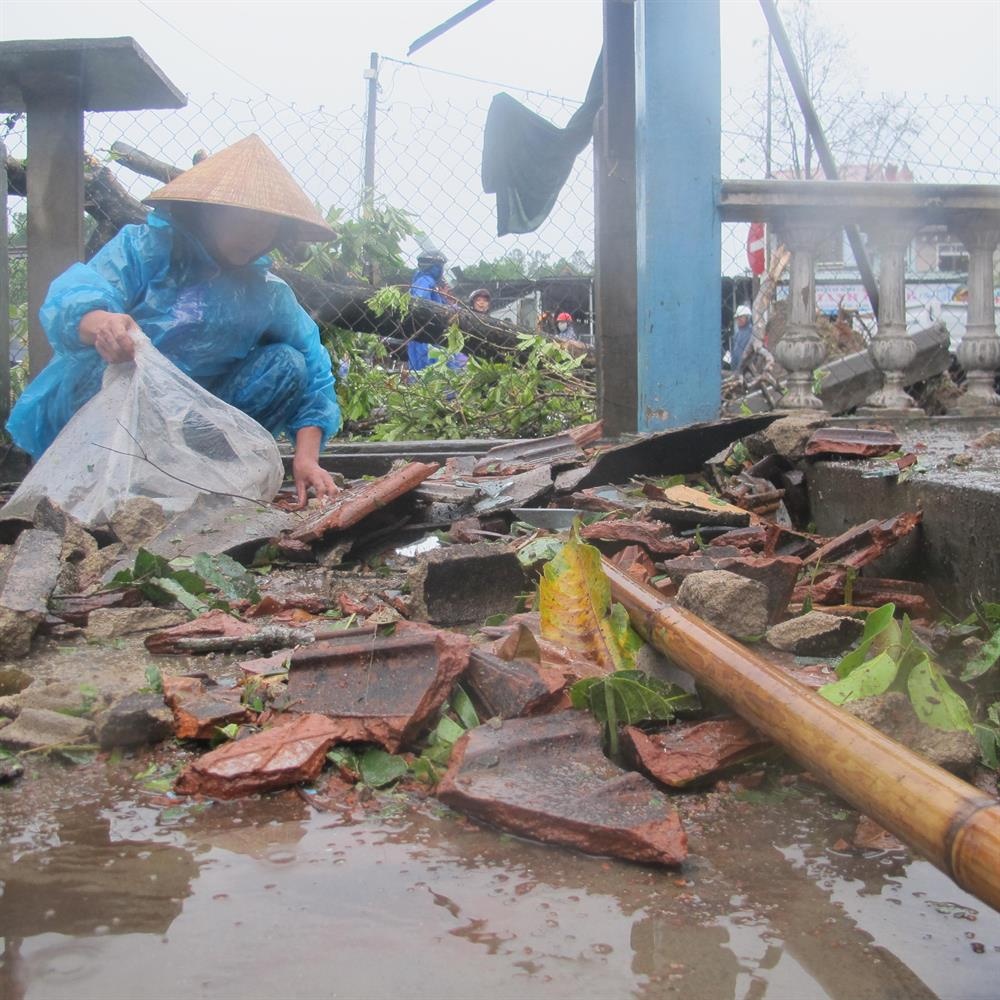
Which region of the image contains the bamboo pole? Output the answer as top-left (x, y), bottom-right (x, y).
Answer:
top-left (603, 559), bottom-right (1000, 913)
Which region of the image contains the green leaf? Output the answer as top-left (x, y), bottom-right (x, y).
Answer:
top-left (862, 603), bottom-right (897, 642)
top-left (974, 722), bottom-right (1000, 770)
top-left (326, 746), bottom-right (361, 778)
top-left (516, 535), bottom-right (565, 569)
top-left (820, 651), bottom-right (899, 705)
top-left (482, 613), bottom-right (508, 627)
top-left (134, 548), bottom-right (172, 581)
top-left (835, 637), bottom-right (875, 678)
top-left (451, 686), bottom-right (479, 731)
top-left (432, 716), bottom-right (466, 746)
top-left (358, 748), bottom-right (408, 788)
top-left (961, 627), bottom-right (1000, 682)
top-left (153, 577), bottom-right (210, 615)
top-left (143, 664), bottom-right (163, 694)
top-left (907, 656), bottom-right (974, 733)
top-left (170, 569), bottom-right (209, 596)
top-left (193, 552), bottom-right (261, 603)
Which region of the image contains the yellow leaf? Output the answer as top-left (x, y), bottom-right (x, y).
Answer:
top-left (538, 530), bottom-right (638, 672)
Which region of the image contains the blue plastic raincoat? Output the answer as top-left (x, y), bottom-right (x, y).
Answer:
top-left (408, 264), bottom-right (446, 371)
top-left (7, 210), bottom-right (340, 459)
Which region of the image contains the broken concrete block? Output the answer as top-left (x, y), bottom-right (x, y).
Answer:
top-left (0, 707), bottom-right (93, 750)
top-left (256, 568), bottom-right (334, 614)
top-left (624, 718), bottom-right (770, 788)
top-left (844, 691), bottom-right (980, 774)
top-left (766, 611), bottom-right (864, 656)
top-left (408, 541), bottom-right (525, 626)
top-left (109, 497), bottom-right (169, 549)
top-left (676, 570), bottom-right (769, 639)
top-left (86, 607), bottom-right (188, 640)
top-left (32, 498), bottom-right (99, 594)
top-left (76, 542), bottom-right (126, 593)
top-left (746, 413), bottom-right (828, 461)
top-left (437, 710), bottom-right (687, 865)
top-left (96, 693), bottom-right (174, 749)
top-left (465, 648), bottom-right (567, 719)
top-left (287, 625), bottom-right (470, 752)
top-left (174, 713), bottom-right (342, 799)
top-left (714, 554), bottom-right (802, 624)
top-left (0, 528), bottom-right (63, 658)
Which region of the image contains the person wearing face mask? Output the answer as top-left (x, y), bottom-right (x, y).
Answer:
top-left (6, 135), bottom-right (340, 507)
top-left (554, 311), bottom-right (576, 339)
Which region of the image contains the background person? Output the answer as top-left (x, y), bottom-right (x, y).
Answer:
top-left (730, 304), bottom-right (754, 370)
top-left (408, 247), bottom-right (449, 371)
top-left (468, 288), bottom-right (492, 314)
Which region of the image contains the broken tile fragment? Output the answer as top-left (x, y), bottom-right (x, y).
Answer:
top-left (0, 707), bottom-right (93, 750)
top-left (437, 710), bottom-right (687, 865)
top-left (465, 648), bottom-right (567, 719)
top-left (48, 587), bottom-right (144, 626)
top-left (804, 426), bottom-right (902, 458)
top-left (853, 814), bottom-right (905, 852)
top-left (174, 713), bottom-right (342, 799)
top-left (408, 541), bottom-right (525, 626)
top-left (624, 718), bottom-right (770, 788)
top-left (287, 626), bottom-right (470, 752)
top-left (163, 675), bottom-right (251, 740)
top-left (291, 462), bottom-right (439, 543)
top-left (609, 545), bottom-right (657, 586)
top-left (86, 607), bottom-right (188, 640)
top-left (580, 520), bottom-right (694, 558)
top-left (802, 512), bottom-right (921, 571)
top-left (0, 528), bottom-right (63, 657)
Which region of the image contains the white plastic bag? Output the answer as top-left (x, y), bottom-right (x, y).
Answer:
top-left (2, 330), bottom-right (284, 526)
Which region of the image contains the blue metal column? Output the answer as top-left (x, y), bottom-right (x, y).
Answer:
top-left (635, 0), bottom-right (721, 430)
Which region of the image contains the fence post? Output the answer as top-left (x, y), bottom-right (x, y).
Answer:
top-left (0, 141), bottom-right (9, 426)
top-left (363, 52), bottom-right (379, 286)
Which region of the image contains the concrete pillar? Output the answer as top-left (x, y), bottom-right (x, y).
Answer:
top-left (951, 221), bottom-right (1000, 414)
top-left (634, 0), bottom-right (720, 430)
top-left (594, 0), bottom-right (638, 435)
top-left (772, 222), bottom-right (828, 409)
top-left (24, 72), bottom-right (85, 376)
top-left (860, 222), bottom-right (922, 414)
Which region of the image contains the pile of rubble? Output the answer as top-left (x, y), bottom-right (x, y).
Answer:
top-left (0, 413), bottom-right (988, 864)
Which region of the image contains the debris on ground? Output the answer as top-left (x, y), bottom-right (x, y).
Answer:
top-left (1, 414), bottom-right (996, 879)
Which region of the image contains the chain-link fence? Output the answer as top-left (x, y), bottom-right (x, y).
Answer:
top-left (4, 54), bottom-right (999, 358)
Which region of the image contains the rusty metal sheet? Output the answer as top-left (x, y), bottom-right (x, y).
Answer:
top-left (625, 718), bottom-right (771, 788)
top-left (437, 710), bottom-right (687, 865)
top-left (287, 625), bottom-right (470, 751)
top-left (805, 426), bottom-right (902, 458)
top-left (291, 461), bottom-right (438, 543)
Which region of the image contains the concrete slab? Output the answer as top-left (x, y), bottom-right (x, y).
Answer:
top-left (437, 710), bottom-right (687, 865)
top-left (0, 38), bottom-right (185, 112)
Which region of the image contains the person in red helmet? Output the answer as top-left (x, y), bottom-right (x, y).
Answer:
top-left (555, 311), bottom-right (576, 340)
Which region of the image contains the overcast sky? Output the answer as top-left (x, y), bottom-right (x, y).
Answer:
top-left (3, 0), bottom-right (998, 108)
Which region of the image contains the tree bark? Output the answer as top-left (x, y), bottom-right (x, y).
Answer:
top-left (109, 141), bottom-right (186, 184)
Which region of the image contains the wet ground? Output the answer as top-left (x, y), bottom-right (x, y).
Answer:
top-left (2, 747), bottom-right (998, 1000)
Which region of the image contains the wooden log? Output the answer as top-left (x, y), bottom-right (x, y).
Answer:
top-left (110, 141), bottom-right (185, 184)
top-left (603, 558), bottom-right (1000, 913)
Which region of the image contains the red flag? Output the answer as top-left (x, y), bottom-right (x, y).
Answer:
top-left (747, 223), bottom-right (766, 276)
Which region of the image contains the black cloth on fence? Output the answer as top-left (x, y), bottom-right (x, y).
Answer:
top-left (482, 53), bottom-right (603, 236)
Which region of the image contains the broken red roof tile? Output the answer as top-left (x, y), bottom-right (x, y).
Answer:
top-left (145, 610), bottom-right (256, 655)
top-left (805, 426), bottom-right (902, 458)
top-left (802, 512), bottom-right (921, 570)
top-left (286, 625), bottom-right (470, 752)
top-left (174, 713), bottom-right (342, 799)
top-left (290, 462), bottom-right (439, 543)
top-left (580, 520), bottom-right (695, 558)
top-left (437, 710), bottom-right (687, 865)
top-left (624, 718), bottom-right (770, 788)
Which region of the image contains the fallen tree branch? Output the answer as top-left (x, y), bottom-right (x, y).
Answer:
top-left (110, 141), bottom-right (186, 184)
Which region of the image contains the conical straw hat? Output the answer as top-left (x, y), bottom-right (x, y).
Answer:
top-left (145, 134), bottom-right (335, 242)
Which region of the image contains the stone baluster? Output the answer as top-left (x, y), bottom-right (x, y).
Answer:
top-left (860, 222), bottom-right (923, 415)
top-left (951, 221), bottom-right (1000, 415)
top-left (772, 223), bottom-right (828, 410)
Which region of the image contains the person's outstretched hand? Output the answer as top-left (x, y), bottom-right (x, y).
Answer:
top-left (292, 453), bottom-right (340, 509)
top-left (79, 310), bottom-right (139, 363)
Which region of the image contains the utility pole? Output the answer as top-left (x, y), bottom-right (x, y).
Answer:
top-left (363, 52), bottom-right (379, 286)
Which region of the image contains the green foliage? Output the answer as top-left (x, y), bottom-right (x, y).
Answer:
top-left (820, 603), bottom-right (974, 734)
top-left (570, 671), bottom-right (700, 757)
top-left (962, 623), bottom-right (1000, 682)
top-left (335, 329), bottom-right (595, 441)
top-left (358, 748), bottom-right (409, 788)
top-left (410, 688), bottom-right (481, 785)
top-left (458, 249), bottom-right (592, 282)
top-left (111, 548), bottom-right (258, 616)
top-left (294, 202), bottom-right (422, 283)
top-left (974, 702), bottom-right (1000, 770)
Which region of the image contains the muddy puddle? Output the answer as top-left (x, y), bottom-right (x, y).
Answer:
top-left (1, 757), bottom-right (997, 1000)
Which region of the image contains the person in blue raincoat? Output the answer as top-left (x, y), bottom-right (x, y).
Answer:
top-left (407, 248), bottom-right (449, 372)
top-left (6, 135), bottom-right (341, 507)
